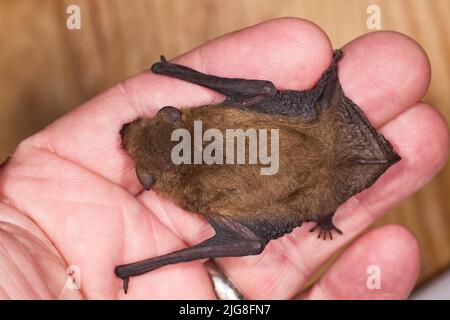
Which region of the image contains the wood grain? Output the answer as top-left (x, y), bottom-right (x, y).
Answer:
top-left (0, 0), bottom-right (448, 288)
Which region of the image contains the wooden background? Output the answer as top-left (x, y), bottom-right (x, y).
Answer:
top-left (0, 0), bottom-right (448, 289)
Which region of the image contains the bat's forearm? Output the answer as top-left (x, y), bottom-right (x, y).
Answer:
top-left (115, 231), bottom-right (264, 293)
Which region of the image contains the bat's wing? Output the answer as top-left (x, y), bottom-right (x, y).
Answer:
top-left (319, 61), bottom-right (402, 196)
top-left (114, 210), bottom-right (308, 293)
top-left (114, 213), bottom-right (268, 293)
top-left (151, 56), bottom-right (277, 106)
top-left (151, 51), bottom-right (344, 121)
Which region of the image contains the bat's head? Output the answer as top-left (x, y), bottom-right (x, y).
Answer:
top-left (120, 106), bottom-right (185, 190)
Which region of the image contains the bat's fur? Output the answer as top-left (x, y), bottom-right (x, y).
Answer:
top-left (121, 81), bottom-right (399, 223)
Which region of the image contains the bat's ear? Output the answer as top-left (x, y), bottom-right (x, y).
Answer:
top-left (156, 106), bottom-right (182, 123)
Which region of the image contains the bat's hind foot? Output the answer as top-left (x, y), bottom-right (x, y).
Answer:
top-left (309, 213), bottom-right (342, 240)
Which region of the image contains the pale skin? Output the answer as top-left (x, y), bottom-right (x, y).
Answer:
top-left (0, 18), bottom-right (448, 299)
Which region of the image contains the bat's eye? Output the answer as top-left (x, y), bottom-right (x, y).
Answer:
top-left (157, 106), bottom-right (181, 123)
top-left (136, 167), bottom-right (155, 190)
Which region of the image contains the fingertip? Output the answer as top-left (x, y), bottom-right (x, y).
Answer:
top-left (362, 224), bottom-right (421, 295)
top-left (366, 224), bottom-right (420, 271)
top-left (382, 102), bottom-right (449, 176)
top-left (306, 224), bottom-right (420, 299)
top-left (360, 224), bottom-right (421, 295)
top-left (340, 31), bottom-right (431, 126)
top-left (402, 103), bottom-right (449, 170)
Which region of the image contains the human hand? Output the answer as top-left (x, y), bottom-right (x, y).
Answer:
top-left (0, 18), bottom-right (447, 299)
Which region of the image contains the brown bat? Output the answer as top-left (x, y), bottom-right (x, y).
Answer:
top-left (115, 50), bottom-right (400, 293)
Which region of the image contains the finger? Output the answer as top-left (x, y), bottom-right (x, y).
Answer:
top-left (299, 225), bottom-right (420, 300)
top-left (0, 203), bottom-right (75, 299)
top-left (340, 31), bottom-right (431, 127)
top-left (212, 103), bottom-right (448, 299)
top-left (0, 220), bottom-right (69, 299)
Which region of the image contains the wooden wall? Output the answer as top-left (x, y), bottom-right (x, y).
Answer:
top-left (0, 0), bottom-right (448, 287)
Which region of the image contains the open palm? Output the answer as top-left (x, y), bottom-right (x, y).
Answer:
top-left (0, 18), bottom-right (447, 299)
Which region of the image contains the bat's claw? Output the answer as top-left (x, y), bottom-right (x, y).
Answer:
top-left (309, 215), bottom-right (342, 241)
top-left (122, 277), bottom-right (129, 294)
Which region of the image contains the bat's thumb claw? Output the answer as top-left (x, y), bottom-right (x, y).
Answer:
top-left (333, 49), bottom-right (343, 62)
top-left (123, 277), bottom-right (129, 294)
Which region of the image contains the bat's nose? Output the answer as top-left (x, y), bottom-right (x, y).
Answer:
top-left (120, 123), bottom-right (130, 139)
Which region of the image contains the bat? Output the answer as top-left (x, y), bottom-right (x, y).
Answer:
top-left (115, 50), bottom-right (400, 293)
